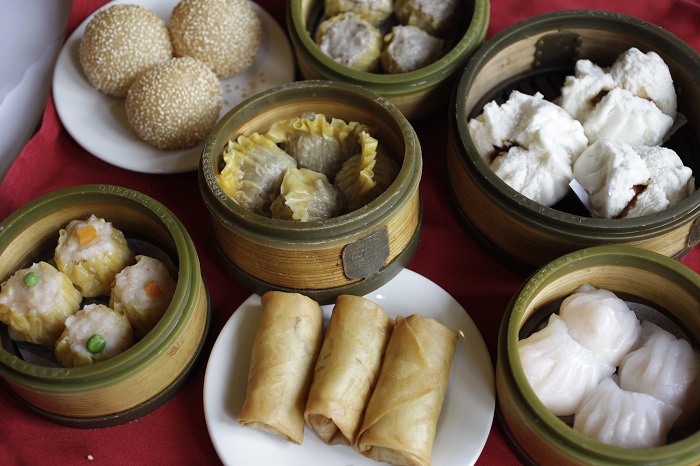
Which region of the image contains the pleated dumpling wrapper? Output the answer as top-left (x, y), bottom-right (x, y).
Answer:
top-left (270, 167), bottom-right (344, 221)
top-left (238, 291), bottom-right (324, 444)
top-left (304, 295), bottom-right (394, 445)
top-left (217, 132), bottom-right (297, 216)
top-left (54, 214), bottom-right (134, 298)
top-left (355, 314), bottom-right (458, 466)
top-left (0, 261), bottom-right (82, 345)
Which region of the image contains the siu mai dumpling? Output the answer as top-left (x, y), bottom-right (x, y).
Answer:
top-left (315, 13), bottom-right (383, 73)
top-left (54, 215), bottom-right (134, 298)
top-left (393, 0), bottom-right (460, 36)
top-left (217, 132), bottom-right (297, 216)
top-left (270, 168), bottom-right (344, 221)
top-left (324, 0), bottom-right (393, 26)
top-left (334, 132), bottom-right (400, 212)
top-left (381, 25), bottom-right (445, 74)
top-left (265, 113), bottom-right (370, 181)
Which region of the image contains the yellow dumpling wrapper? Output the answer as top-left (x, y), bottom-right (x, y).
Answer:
top-left (0, 261), bottom-right (82, 345)
top-left (315, 13), bottom-right (383, 72)
top-left (270, 167), bottom-right (344, 221)
top-left (217, 132), bottom-right (297, 216)
top-left (324, 0), bottom-right (393, 27)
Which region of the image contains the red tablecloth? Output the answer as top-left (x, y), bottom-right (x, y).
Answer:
top-left (0, 0), bottom-right (698, 465)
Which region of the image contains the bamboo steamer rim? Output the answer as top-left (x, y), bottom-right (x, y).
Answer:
top-left (0, 185), bottom-right (203, 392)
top-left (499, 245), bottom-right (700, 464)
top-left (286, 0), bottom-right (490, 95)
top-left (199, 80), bottom-right (423, 242)
top-left (451, 9), bottom-right (700, 241)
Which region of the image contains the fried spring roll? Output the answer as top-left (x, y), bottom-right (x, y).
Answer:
top-left (304, 295), bottom-right (394, 445)
top-left (238, 291), bottom-right (324, 445)
top-left (355, 314), bottom-right (458, 466)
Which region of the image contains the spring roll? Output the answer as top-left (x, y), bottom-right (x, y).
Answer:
top-left (304, 295), bottom-right (394, 445)
top-left (355, 314), bottom-right (458, 466)
top-left (238, 291), bottom-right (324, 445)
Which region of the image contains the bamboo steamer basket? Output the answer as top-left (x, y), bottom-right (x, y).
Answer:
top-left (496, 245), bottom-right (700, 465)
top-left (287, 0), bottom-right (490, 120)
top-left (0, 185), bottom-right (210, 428)
top-left (447, 10), bottom-right (700, 273)
top-left (199, 80), bottom-right (422, 305)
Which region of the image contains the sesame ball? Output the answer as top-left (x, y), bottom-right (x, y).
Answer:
top-left (169, 0), bottom-right (262, 79)
top-left (125, 57), bottom-right (223, 150)
top-left (79, 4), bottom-right (173, 98)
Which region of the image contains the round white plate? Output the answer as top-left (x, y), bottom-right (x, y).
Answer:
top-left (203, 269), bottom-right (496, 466)
top-left (52, 0), bottom-right (295, 174)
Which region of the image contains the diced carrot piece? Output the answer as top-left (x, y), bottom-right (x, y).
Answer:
top-left (144, 280), bottom-right (162, 298)
top-left (76, 225), bottom-right (98, 245)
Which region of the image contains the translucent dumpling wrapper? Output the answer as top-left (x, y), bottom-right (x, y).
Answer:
top-left (393, 0), bottom-right (461, 36)
top-left (518, 314), bottom-right (616, 416)
top-left (0, 261), bottom-right (82, 345)
top-left (573, 378), bottom-right (681, 448)
top-left (315, 13), bottom-right (383, 72)
top-left (217, 132), bottom-right (298, 216)
top-left (55, 303), bottom-right (135, 368)
top-left (270, 168), bottom-right (344, 221)
top-left (110, 255), bottom-right (177, 339)
top-left (54, 214), bottom-right (135, 298)
top-left (381, 25), bottom-right (445, 74)
top-left (334, 131), bottom-right (400, 212)
top-left (324, 0), bottom-right (393, 26)
top-left (265, 113), bottom-right (370, 181)
top-left (619, 321), bottom-right (700, 427)
top-left (559, 284), bottom-right (641, 366)
top-left (468, 91), bottom-right (588, 206)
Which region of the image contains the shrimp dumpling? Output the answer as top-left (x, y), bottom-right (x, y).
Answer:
top-left (0, 262), bottom-right (82, 345)
top-left (55, 303), bottom-right (134, 367)
top-left (559, 284), bottom-right (641, 366)
top-left (618, 321), bottom-right (700, 427)
top-left (270, 168), bottom-right (344, 221)
top-left (110, 255), bottom-right (177, 339)
top-left (54, 215), bottom-right (134, 298)
top-left (216, 132), bottom-right (298, 216)
top-left (573, 378), bottom-right (681, 448)
top-left (518, 314), bottom-right (616, 416)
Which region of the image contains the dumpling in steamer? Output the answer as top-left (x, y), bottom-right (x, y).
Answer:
top-left (55, 303), bottom-right (135, 368)
top-left (393, 0), bottom-right (461, 36)
top-left (110, 255), bottom-right (177, 339)
top-left (324, 0), bottom-right (393, 26)
top-left (0, 262), bottom-right (82, 345)
top-left (381, 25), bottom-right (445, 74)
top-left (266, 113), bottom-right (370, 181)
top-left (270, 168), bottom-right (344, 221)
top-left (217, 132), bottom-right (297, 216)
top-left (315, 13), bottom-right (383, 72)
top-left (54, 215), bottom-right (134, 298)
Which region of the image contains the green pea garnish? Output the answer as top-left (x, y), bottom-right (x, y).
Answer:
top-left (23, 272), bottom-right (39, 288)
top-left (86, 334), bottom-right (107, 354)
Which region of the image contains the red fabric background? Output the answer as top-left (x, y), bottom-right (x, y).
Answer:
top-left (0, 0), bottom-right (698, 465)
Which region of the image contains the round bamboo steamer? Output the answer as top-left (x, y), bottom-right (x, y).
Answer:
top-left (286, 0), bottom-right (490, 120)
top-left (0, 185), bottom-right (210, 428)
top-left (496, 245), bottom-right (700, 465)
top-left (199, 80), bottom-right (422, 304)
top-left (447, 10), bottom-right (700, 273)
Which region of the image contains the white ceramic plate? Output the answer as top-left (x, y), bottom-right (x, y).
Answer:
top-left (52, 0), bottom-right (295, 174)
top-left (203, 269), bottom-right (496, 466)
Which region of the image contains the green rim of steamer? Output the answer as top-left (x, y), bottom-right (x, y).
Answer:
top-left (497, 245), bottom-right (700, 465)
top-left (0, 185), bottom-right (208, 395)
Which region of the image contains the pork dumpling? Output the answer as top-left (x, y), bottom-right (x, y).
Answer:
top-left (0, 262), bottom-right (82, 345)
top-left (315, 13), bottom-right (383, 73)
top-left (381, 25), bottom-right (445, 74)
top-left (270, 168), bottom-right (344, 221)
top-left (54, 215), bottom-right (134, 298)
top-left (393, 0), bottom-right (460, 36)
top-left (265, 113), bottom-right (370, 181)
top-left (559, 284), bottom-right (640, 366)
top-left (55, 303), bottom-right (134, 367)
top-left (110, 255), bottom-right (177, 339)
top-left (324, 0), bottom-right (393, 26)
top-left (573, 378), bottom-right (681, 448)
top-left (518, 314), bottom-right (616, 416)
top-left (217, 132), bottom-right (298, 216)
top-left (618, 321), bottom-right (700, 427)
top-left (334, 131), bottom-right (400, 212)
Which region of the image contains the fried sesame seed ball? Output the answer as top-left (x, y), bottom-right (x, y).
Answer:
top-left (125, 57), bottom-right (223, 150)
top-left (79, 4), bottom-right (173, 98)
top-left (169, 0), bottom-right (262, 79)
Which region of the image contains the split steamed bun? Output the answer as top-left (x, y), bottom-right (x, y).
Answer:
top-left (169, 0), bottom-right (262, 79)
top-left (79, 4), bottom-right (173, 98)
top-left (125, 56), bottom-right (223, 150)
